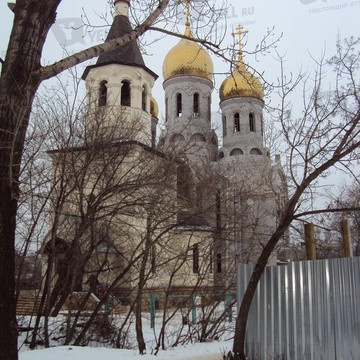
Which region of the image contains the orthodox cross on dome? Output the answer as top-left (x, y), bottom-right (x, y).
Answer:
top-left (184, 0), bottom-right (191, 23)
top-left (184, 0), bottom-right (192, 35)
top-left (232, 24), bottom-right (248, 63)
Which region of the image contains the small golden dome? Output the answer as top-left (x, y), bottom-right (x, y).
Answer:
top-left (220, 56), bottom-right (263, 102)
top-left (163, 26), bottom-right (213, 82)
top-left (150, 96), bottom-right (159, 118)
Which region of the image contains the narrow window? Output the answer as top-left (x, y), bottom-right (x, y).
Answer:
top-left (208, 97), bottom-right (211, 121)
top-left (142, 85), bottom-right (147, 111)
top-left (193, 244), bottom-right (199, 273)
top-left (234, 113), bottom-right (240, 132)
top-left (98, 80), bottom-right (107, 107)
top-left (249, 113), bottom-right (255, 132)
top-left (216, 189), bottom-right (221, 230)
top-left (222, 115), bottom-right (227, 136)
top-left (261, 114), bottom-right (264, 137)
top-left (177, 165), bottom-right (191, 201)
top-left (196, 184), bottom-right (203, 208)
top-left (121, 80), bottom-right (131, 106)
top-left (176, 93), bottom-right (182, 117)
top-left (165, 97), bottom-right (168, 122)
top-left (216, 253), bottom-right (222, 273)
top-left (151, 245), bottom-right (156, 274)
top-left (151, 130), bottom-right (156, 148)
top-left (193, 92), bottom-right (199, 116)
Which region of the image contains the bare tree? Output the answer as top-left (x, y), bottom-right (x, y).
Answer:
top-left (229, 37), bottom-right (360, 359)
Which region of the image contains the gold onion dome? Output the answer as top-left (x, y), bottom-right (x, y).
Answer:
top-left (162, 25), bottom-right (213, 82)
top-left (220, 57), bottom-right (263, 102)
top-left (220, 25), bottom-right (263, 102)
top-left (150, 96), bottom-right (159, 118)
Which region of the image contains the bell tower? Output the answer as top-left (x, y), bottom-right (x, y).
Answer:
top-left (82, 0), bottom-right (158, 146)
top-left (160, 0), bottom-right (217, 162)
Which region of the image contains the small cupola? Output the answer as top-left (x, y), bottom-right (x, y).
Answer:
top-left (219, 25), bottom-right (263, 102)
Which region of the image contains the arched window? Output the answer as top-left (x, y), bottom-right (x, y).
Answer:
top-left (230, 148), bottom-right (244, 156)
top-left (249, 113), bottom-right (255, 132)
top-left (96, 224), bottom-right (112, 252)
top-left (170, 133), bottom-right (185, 143)
top-left (121, 80), bottom-right (131, 106)
top-left (193, 244), bottom-right (199, 273)
top-left (216, 253), bottom-right (222, 273)
top-left (98, 80), bottom-right (107, 107)
top-left (191, 133), bottom-right (206, 142)
top-left (250, 148), bottom-right (262, 155)
top-left (141, 85), bottom-right (147, 111)
top-left (193, 92), bottom-right (199, 116)
top-left (222, 115), bottom-right (227, 136)
top-left (176, 93), bottom-right (182, 117)
top-left (218, 151), bottom-right (224, 159)
top-left (234, 113), bottom-right (240, 132)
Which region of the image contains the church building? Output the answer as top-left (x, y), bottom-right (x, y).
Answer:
top-left (43, 0), bottom-right (287, 308)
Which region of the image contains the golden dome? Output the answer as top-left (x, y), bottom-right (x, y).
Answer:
top-left (220, 55), bottom-right (263, 102)
top-left (163, 26), bottom-right (213, 82)
top-left (150, 96), bottom-right (159, 118)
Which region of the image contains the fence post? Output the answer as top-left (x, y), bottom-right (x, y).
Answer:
top-left (150, 295), bottom-right (156, 329)
top-left (226, 292), bottom-right (232, 323)
top-left (191, 295), bottom-right (196, 325)
top-left (304, 223), bottom-right (316, 260)
top-left (341, 218), bottom-right (353, 258)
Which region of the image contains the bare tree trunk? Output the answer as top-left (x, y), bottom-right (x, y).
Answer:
top-left (0, 1), bottom-right (60, 357)
top-left (134, 221), bottom-right (152, 354)
top-left (0, 89), bottom-right (39, 358)
top-left (0, 183), bottom-right (18, 359)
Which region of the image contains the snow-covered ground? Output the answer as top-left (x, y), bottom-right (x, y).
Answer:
top-left (19, 341), bottom-right (230, 360)
top-left (17, 303), bottom-right (234, 360)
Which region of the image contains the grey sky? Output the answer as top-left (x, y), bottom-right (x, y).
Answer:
top-left (1, 0), bottom-right (358, 115)
top-left (0, 0), bottom-right (359, 203)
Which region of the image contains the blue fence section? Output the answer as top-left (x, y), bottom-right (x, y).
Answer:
top-left (237, 258), bottom-right (360, 360)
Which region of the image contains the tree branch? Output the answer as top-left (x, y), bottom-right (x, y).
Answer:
top-left (294, 206), bottom-right (360, 219)
top-left (36, 0), bottom-right (170, 81)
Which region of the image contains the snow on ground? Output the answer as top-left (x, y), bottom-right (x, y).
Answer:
top-left (18, 301), bottom-right (234, 359)
top-left (19, 341), bottom-right (230, 360)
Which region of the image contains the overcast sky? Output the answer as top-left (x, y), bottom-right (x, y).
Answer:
top-left (0, 0), bottom-right (359, 202)
top-left (1, 0), bottom-right (358, 116)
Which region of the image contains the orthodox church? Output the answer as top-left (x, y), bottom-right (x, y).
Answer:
top-left (44, 0), bottom-right (287, 305)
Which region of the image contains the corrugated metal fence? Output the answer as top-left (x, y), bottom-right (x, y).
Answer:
top-left (237, 258), bottom-right (360, 359)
